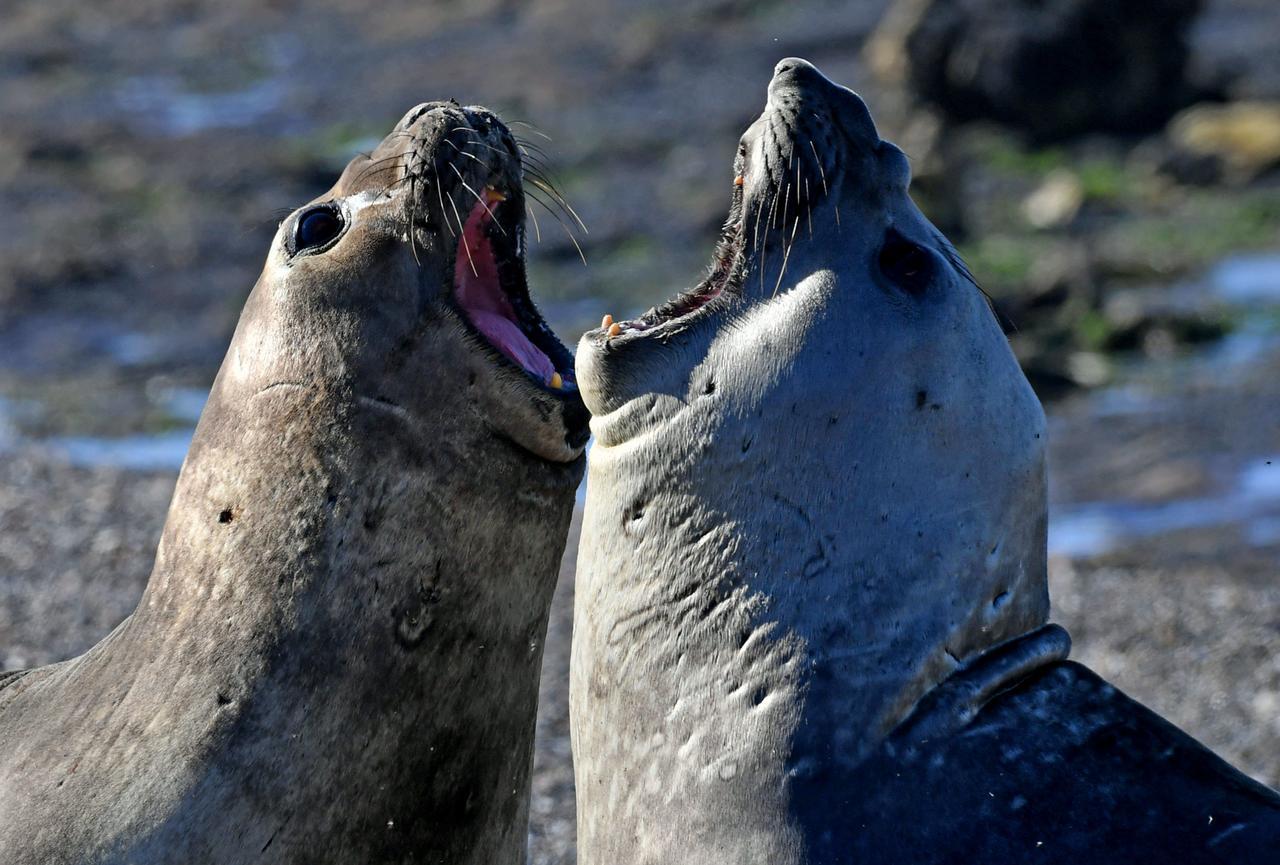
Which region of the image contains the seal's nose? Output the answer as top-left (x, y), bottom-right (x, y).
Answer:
top-left (768, 57), bottom-right (879, 147)
top-left (771, 57), bottom-right (827, 90)
top-left (395, 101), bottom-right (451, 133)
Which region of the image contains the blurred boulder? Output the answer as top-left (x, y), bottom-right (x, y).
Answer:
top-left (866, 0), bottom-right (1204, 143)
top-left (895, 107), bottom-right (971, 238)
top-left (1167, 101), bottom-right (1280, 182)
top-left (1022, 169), bottom-right (1084, 229)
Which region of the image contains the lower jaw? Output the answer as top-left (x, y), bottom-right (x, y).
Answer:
top-left (596, 225), bottom-right (746, 341)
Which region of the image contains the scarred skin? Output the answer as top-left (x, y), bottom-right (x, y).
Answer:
top-left (569, 59), bottom-right (1280, 864)
top-left (0, 102), bottom-right (587, 864)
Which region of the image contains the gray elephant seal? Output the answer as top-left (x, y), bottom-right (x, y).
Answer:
top-left (0, 102), bottom-right (587, 864)
top-left (570, 59), bottom-right (1280, 864)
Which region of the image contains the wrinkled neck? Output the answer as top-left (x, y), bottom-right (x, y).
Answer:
top-left (585, 371), bottom-right (1051, 761)
top-left (574, 370), bottom-right (1050, 865)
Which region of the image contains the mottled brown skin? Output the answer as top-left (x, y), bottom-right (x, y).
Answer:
top-left (0, 102), bottom-right (586, 864)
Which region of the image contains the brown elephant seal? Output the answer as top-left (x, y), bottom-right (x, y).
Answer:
top-left (569, 59), bottom-right (1280, 864)
top-left (0, 101), bottom-right (587, 864)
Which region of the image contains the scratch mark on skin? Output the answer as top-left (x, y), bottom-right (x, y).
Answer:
top-left (770, 491), bottom-right (829, 579)
top-left (1207, 823), bottom-right (1248, 848)
top-left (253, 381), bottom-right (309, 397)
top-left (357, 395), bottom-right (414, 423)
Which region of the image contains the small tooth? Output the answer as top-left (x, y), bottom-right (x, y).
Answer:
top-left (485, 185), bottom-right (507, 204)
top-left (607, 322), bottom-right (622, 337)
top-left (734, 175), bottom-right (745, 186)
top-left (601, 313), bottom-right (614, 328)
top-left (550, 372), bottom-right (563, 389)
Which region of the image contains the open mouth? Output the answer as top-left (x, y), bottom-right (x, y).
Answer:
top-left (598, 172), bottom-right (748, 340)
top-left (453, 187), bottom-right (577, 393)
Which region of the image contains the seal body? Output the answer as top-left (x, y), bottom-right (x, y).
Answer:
top-left (838, 655), bottom-right (1280, 864)
top-left (569, 59), bottom-right (1280, 864)
top-left (0, 102), bottom-right (587, 864)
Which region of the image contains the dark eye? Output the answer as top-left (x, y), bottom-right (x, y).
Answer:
top-left (292, 205), bottom-right (344, 254)
top-left (878, 229), bottom-right (934, 296)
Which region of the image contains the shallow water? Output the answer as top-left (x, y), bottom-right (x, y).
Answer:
top-left (111, 37), bottom-right (300, 138)
top-left (116, 75), bottom-right (288, 137)
top-left (1210, 252), bottom-right (1280, 305)
top-left (1050, 457), bottom-right (1280, 557)
top-left (44, 430), bottom-right (195, 472)
top-left (1044, 249), bottom-right (1280, 555)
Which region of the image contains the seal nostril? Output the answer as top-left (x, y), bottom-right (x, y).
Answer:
top-left (774, 58), bottom-right (807, 78)
top-left (772, 57), bottom-right (822, 88)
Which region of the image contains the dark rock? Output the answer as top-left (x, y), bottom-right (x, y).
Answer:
top-left (897, 108), bottom-right (972, 238)
top-left (867, 0), bottom-right (1205, 143)
top-left (1133, 134), bottom-right (1226, 186)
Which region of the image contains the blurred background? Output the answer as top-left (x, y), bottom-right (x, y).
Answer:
top-left (1, 0), bottom-right (1278, 860)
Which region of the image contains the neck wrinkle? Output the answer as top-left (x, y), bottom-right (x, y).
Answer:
top-left (885, 623), bottom-right (1072, 753)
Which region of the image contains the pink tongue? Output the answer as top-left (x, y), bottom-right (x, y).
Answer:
top-left (468, 310), bottom-right (556, 382)
top-left (454, 200), bottom-right (557, 383)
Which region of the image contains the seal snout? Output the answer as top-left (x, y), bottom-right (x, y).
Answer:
top-left (389, 106), bottom-right (582, 400)
top-left (573, 57), bottom-right (896, 414)
top-left (768, 57), bottom-right (879, 149)
top-left (333, 102), bottom-right (589, 460)
top-left (770, 57), bottom-right (827, 92)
